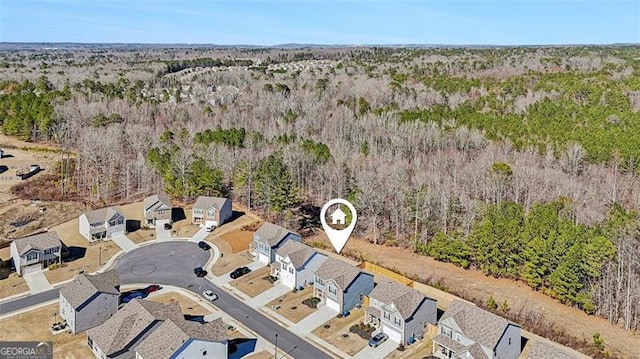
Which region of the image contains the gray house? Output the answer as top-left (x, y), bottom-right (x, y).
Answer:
top-left (192, 196), bottom-right (232, 227)
top-left (10, 232), bottom-right (62, 275)
top-left (78, 206), bottom-right (126, 241)
top-left (251, 222), bottom-right (301, 264)
top-left (59, 270), bottom-right (120, 334)
top-left (143, 193), bottom-right (172, 227)
top-left (365, 279), bottom-right (437, 344)
top-left (432, 300), bottom-right (521, 359)
top-left (274, 240), bottom-right (327, 290)
top-left (314, 257), bottom-right (374, 314)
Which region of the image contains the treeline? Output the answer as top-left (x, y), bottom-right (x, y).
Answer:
top-left (164, 57), bottom-right (254, 74)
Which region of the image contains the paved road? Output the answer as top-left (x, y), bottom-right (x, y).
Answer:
top-left (0, 288), bottom-right (58, 315)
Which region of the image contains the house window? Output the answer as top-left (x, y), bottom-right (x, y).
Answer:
top-left (384, 311), bottom-right (391, 320)
top-left (509, 337), bottom-right (511, 345)
top-left (394, 317), bottom-right (402, 326)
top-left (26, 252), bottom-right (38, 261)
top-left (455, 333), bottom-right (461, 342)
top-left (207, 209), bottom-right (215, 216)
top-left (441, 326), bottom-right (453, 338)
top-left (108, 220), bottom-right (116, 226)
top-left (289, 267), bottom-right (294, 274)
top-left (87, 337), bottom-right (93, 349)
top-left (117, 217), bottom-right (124, 225)
top-left (315, 277), bottom-right (323, 286)
top-left (328, 286), bottom-right (337, 295)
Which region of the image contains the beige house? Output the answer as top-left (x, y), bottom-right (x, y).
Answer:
top-left (192, 196), bottom-right (232, 227)
top-left (143, 193), bottom-right (172, 227)
top-left (10, 232), bottom-right (62, 275)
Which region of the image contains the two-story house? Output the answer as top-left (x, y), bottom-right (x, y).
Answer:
top-left (251, 222), bottom-right (301, 264)
top-left (192, 196), bottom-right (232, 228)
top-left (79, 207), bottom-right (126, 241)
top-left (432, 300), bottom-right (521, 359)
top-left (273, 240), bottom-right (327, 290)
top-left (365, 279), bottom-right (437, 344)
top-left (143, 193), bottom-right (172, 227)
top-left (59, 270), bottom-right (120, 334)
top-left (10, 232), bottom-right (63, 275)
top-left (314, 257), bottom-right (374, 314)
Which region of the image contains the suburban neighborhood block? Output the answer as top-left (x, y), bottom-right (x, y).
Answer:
top-left (432, 300), bottom-right (522, 359)
top-left (78, 206), bottom-right (126, 241)
top-left (192, 196), bottom-right (232, 227)
top-left (314, 257), bottom-right (374, 314)
top-left (143, 193), bottom-right (172, 227)
top-left (273, 240), bottom-right (327, 290)
top-left (10, 231), bottom-right (63, 275)
top-left (58, 270), bottom-right (121, 334)
top-left (365, 278), bottom-right (437, 344)
top-left (251, 222), bottom-right (301, 264)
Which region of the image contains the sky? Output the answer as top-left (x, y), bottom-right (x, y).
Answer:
top-left (0, 0), bottom-right (638, 45)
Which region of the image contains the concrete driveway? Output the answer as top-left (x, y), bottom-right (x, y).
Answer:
top-left (189, 227), bottom-right (209, 243)
top-left (111, 235), bottom-right (138, 252)
top-left (352, 336), bottom-right (397, 359)
top-left (23, 271), bottom-right (53, 294)
top-left (290, 304), bottom-right (337, 335)
top-left (155, 219), bottom-right (172, 241)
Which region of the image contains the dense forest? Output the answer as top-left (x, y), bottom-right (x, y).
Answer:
top-left (0, 46), bottom-right (639, 332)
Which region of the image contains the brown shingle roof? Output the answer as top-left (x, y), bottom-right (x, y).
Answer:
top-left (13, 232), bottom-right (62, 256)
top-left (254, 222), bottom-right (298, 247)
top-left (314, 257), bottom-right (362, 290)
top-left (441, 300), bottom-right (518, 350)
top-left (83, 206), bottom-right (123, 224)
top-left (144, 193), bottom-right (171, 211)
top-left (193, 196), bottom-right (230, 211)
top-left (527, 342), bottom-right (578, 359)
top-left (135, 317), bottom-right (227, 359)
top-left (275, 241), bottom-right (319, 269)
top-left (59, 270), bottom-right (120, 309)
top-left (433, 334), bottom-right (466, 353)
top-left (87, 299), bottom-right (182, 356)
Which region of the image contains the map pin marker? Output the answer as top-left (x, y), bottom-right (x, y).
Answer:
top-left (320, 198), bottom-right (357, 253)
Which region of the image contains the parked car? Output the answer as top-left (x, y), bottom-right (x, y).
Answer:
top-left (205, 224), bottom-right (216, 232)
top-left (122, 291), bottom-right (147, 303)
top-left (203, 290), bottom-right (218, 301)
top-left (230, 266), bottom-right (251, 279)
top-left (198, 241), bottom-right (211, 250)
top-left (163, 223), bottom-right (172, 230)
top-left (194, 267), bottom-right (207, 277)
top-left (143, 284), bottom-right (162, 293)
top-left (368, 332), bottom-right (388, 348)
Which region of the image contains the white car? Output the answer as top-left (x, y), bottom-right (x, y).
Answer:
top-left (203, 290), bottom-right (218, 301)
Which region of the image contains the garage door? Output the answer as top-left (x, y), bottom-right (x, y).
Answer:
top-left (326, 298), bottom-right (341, 312)
top-left (258, 252), bottom-right (270, 264)
top-left (110, 230), bottom-right (124, 238)
top-left (22, 263), bottom-right (41, 275)
top-left (383, 324), bottom-right (403, 344)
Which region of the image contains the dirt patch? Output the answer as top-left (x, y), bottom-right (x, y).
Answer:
top-left (220, 228), bottom-right (254, 253)
top-left (45, 240), bottom-right (120, 284)
top-left (243, 351), bottom-right (274, 359)
top-left (267, 287), bottom-right (318, 323)
top-left (0, 200), bottom-right (85, 242)
top-left (312, 310), bottom-right (367, 356)
top-left (147, 291), bottom-right (211, 316)
top-left (0, 303), bottom-right (93, 359)
top-left (230, 266), bottom-right (273, 298)
top-left (0, 272), bottom-right (28, 299)
top-left (386, 339), bottom-right (432, 359)
top-left (210, 237), bottom-right (253, 276)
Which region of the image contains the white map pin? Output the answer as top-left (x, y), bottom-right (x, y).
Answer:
top-left (320, 198), bottom-right (357, 253)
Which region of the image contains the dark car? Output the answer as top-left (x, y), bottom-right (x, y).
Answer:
top-left (163, 223), bottom-right (172, 230)
top-left (143, 284), bottom-right (162, 293)
top-left (230, 266), bottom-right (251, 279)
top-left (194, 267), bottom-right (208, 277)
top-left (198, 241), bottom-right (211, 250)
top-left (368, 332), bottom-right (388, 348)
top-left (122, 291), bottom-right (147, 303)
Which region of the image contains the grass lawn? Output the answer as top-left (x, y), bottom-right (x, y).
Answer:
top-left (266, 286), bottom-right (318, 323)
top-left (312, 310), bottom-right (368, 356)
top-left (0, 303), bottom-right (93, 359)
top-left (243, 351), bottom-right (274, 359)
top-left (0, 272), bottom-right (28, 299)
top-left (45, 240), bottom-right (120, 284)
top-left (219, 228), bottom-right (254, 253)
top-left (126, 228), bottom-right (155, 244)
top-left (147, 291), bottom-right (211, 316)
top-left (210, 237), bottom-right (253, 276)
top-left (229, 266), bottom-right (273, 298)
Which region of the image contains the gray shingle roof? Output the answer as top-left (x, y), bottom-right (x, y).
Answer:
top-left (373, 279), bottom-right (434, 320)
top-left (254, 222), bottom-right (298, 247)
top-left (144, 193), bottom-right (171, 211)
top-left (83, 206), bottom-right (124, 225)
top-left (59, 270), bottom-right (120, 309)
top-left (441, 300), bottom-right (518, 350)
top-left (369, 279), bottom-right (413, 304)
top-left (314, 257), bottom-right (362, 290)
top-left (135, 317), bottom-right (227, 359)
top-left (433, 333), bottom-right (466, 353)
top-left (457, 343), bottom-right (490, 359)
top-left (193, 196), bottom-right (229, 211)
top-left (527, 342), bottom-right (578, 359)
top-left (13, 232), bottom-right (62, 256)
top-left (87, 299), bottom-right (182, 356)
top-left (275, 241), bottom-right (319, 269)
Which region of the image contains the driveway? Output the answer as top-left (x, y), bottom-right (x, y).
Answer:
top-left (111, 235), bottom-right (138, 252)
top-left (189, 227), bottom-right (209, 243)
top-left (246, 283), bottom-right (291, 308)
top-left (155, 219), bottom-right (172, 241)
top-left (290, 305), bottom-right (337, 335)
top-left (352, 336), bottom-right (397, 359)
top-left (23, 271), bottom-right (53, 294)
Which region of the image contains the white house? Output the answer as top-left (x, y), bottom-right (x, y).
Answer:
top-left (251, 222), bottom-right (302, 264)
top-left (365, 279), bottom-right (437, 344)
top-left (10, 232), bottom-right (62, 275)
top-left (330, 207), bottom-right (346, 225)
top-left (274, 241), bottom-right (327, 290)
top-left (78, 207), bottom-right (126, 241)
top-left (432, 300), bottom-right (521, 359)
top-left (59, 270), bottom-right (120, 334)
top-left (314, 257), bottom-right (374, 314)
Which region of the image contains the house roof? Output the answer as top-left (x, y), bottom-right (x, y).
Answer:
top-left (433, 333), bottom-right (466, 353)
top-left (87, 299), bottom-right (182, 356)
top-left (527, 342), bottom-right (578, 359)
top-left (59, 270), bottom-right (120, 309)
top-left (275, 241), bottom-right (319, 269)
top-left (373, 279), bottom-right (434, 320)
top-left (144, 193), bottom-right (171, 211)
top-left (254, 222), bottom-right (298, 247)
top-left (135, 317), bottom-right (227, 359)
top-left (193, 196), bottom-right (230, 211)
top-left (12, 232), bottom-right (62, 256)
top-left (456, 343), bottom-right (490, 359)
top-left (314, 257), bottom-right (363, 290)
top-left (83, 206), bottom-right (124, 224)
top-left (441, 300), bottom-right (518, 350)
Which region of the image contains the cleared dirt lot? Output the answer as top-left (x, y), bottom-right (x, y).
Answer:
top-left (0, 270), bottom-right (28, 298)
top-left (147, 291), bottom-right (211, 316)
top-left (267, 287), bottom-right (318, 323)
top-left (220, 228), bottom-right (254, 253)
top-left (210, 236), bottom-right (253, 276)
top-left (230, 266), bottom-right (273, 298)
top-left (312, 310), bottom-right (368, 356)
top-left (243, 351), bottom-right (274, 359)
top-left (0, 303), bottom-right (93, 359)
